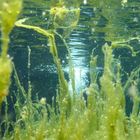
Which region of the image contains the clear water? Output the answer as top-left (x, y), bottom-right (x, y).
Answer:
top-left (1, 1), bottom-right (140, 139)
top-left (9, 0), bottom-right (140, 103)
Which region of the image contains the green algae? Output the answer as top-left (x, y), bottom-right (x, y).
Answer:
top-left (1, 0), bottom-right (140, 140)
top-left (0, 0), bottom-right (22, 105)
top-left (0, 58), bottom-right (12, 104)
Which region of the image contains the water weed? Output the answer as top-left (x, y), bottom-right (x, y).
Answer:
top-left (1, 0), bottom-right (140, 140)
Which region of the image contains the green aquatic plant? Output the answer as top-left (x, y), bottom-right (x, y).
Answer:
top-left (8, 22), bottom-right (140, 140)
top-left (50, 5), bottom-right (80, 37)
top-left (0, 0), bottom-right (22, 58)
top-left (0, 0), bottom-right (22, 104)
top-left (15, 19), bottom-right (71, 113)
top-left (1, 1), bottom-right (140, 140)
top-left (0, 58), bottom-right (12, 104)
top-left (91, 0), bottom-right (140, 46)
top-left (15, 2), bottom-right (80, 111)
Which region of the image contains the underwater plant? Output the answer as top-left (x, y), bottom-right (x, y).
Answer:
top-left (1, 0), bottom-right (140, 140)
top-left (49, 5), bottom-right (80, 37)
top-left (0, 0), bottom-right (22, 104)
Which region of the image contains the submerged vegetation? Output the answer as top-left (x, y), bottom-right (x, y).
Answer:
top-left (1, 0), bottom-right (140, 140)
top-left (0, 0), bottom-right (22, 105)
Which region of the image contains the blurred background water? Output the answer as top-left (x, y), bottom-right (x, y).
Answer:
top-left (7, 0), bottom-right (140, 114)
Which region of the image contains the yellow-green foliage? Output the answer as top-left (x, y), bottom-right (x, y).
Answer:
top-left (50, 6), bottom-right (80, 28)
top-left (3, 42), bottom-right (139, 140)
top-left (0, 0), bottom-right (22, 104)
top-left (0, 0), bottom-right (22, 35)
top-left (0, 58), bottom-right (12, 104)
top-left (1, 1), bottom-right (140, 140)
top-left (50, 6), bottom-right (80, 37)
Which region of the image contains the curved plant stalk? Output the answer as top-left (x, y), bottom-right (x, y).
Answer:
top-left (54, 31), bottom-right (76, 94)
top-left (15, 19), bottom-right (71, 114)
top-left (111, 42), bottom-right (137, 56)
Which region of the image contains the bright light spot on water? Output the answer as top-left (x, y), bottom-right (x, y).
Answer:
top-left (83, 0), bottom-right (87, 5)
top-left (122, 0), bottom-right (127, 3)
top-left (62, 60), bottom-right (65, 64)
top-left (91, 28), bottom-right (95, 33)
top-left (133, 17), bottom-right (138, 22)
top-left (93, 8), bottom-right (97, 12)
top-left (42, 11), bottom-right (46, 16)
top-left (67, 67), bottom-right (89, 93)
top-left (30, 10), bottom-right (33, 14)
top-left (44, 18), bottom-right (48, 21)
top-left (66, 56), bottom-right (69, 60)
top-left (121, 0), bottom-right (127, 6)
top-left (93, 21), bottom-right (98, 25)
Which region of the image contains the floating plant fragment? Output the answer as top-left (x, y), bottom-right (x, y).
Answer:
top-left (50, 6), bottom-right (80, 37)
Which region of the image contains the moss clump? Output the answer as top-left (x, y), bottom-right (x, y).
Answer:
top-left (0, 0), bottom-right (22, 104)
top-left (50, 6), bottom-right (80, 37)
top-left (1, 1), bottom-right (140, 140)
top-left (0, 58), bottom-right (12, 104)
top-left (0, 0), bottom-right (22, 34)
top-left (50, 6), bottom-right (80, 28)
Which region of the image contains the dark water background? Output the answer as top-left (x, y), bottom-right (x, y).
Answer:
top-left (7, 0), bottom-right (140, 115)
